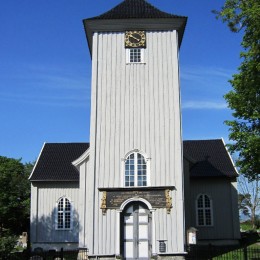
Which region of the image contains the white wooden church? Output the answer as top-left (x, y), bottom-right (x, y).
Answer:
top-left (29, 0), bottom-right (240, 259)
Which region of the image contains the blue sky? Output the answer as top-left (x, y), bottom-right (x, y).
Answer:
top-left (0, 0), bottom-right (242, 163)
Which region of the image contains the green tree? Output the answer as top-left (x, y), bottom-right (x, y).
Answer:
top-left (215, 0), bottom-right (260, 180)
top-left (0, 156), bottom-right (33, 236)
top-left (238, 175), bottom-right (260, 229)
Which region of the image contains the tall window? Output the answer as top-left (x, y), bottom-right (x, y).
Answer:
top-left (56, 197), bottom-right (71, 230)
top-left (196, 194), bottom-right (213, 226)
top-left (125, 152), bottom-right (147, 187)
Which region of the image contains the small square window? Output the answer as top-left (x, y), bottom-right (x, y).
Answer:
top-left (130, 49), bottom-right (141, 62)
top-left (126, 49), bottom-right (144, 64)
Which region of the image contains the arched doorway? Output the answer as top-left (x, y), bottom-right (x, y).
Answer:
top-left (121, 202), bottom-right (151, 259)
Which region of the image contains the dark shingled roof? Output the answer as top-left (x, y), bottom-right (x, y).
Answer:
top-left (89, 0), bottom-right (185, 20)
top-left (183, 139), bottom-right (237, 178)
top-left (30, 139), bottom-right (237, 182)
top-left (30, 143), bottom-right (89, 181)
top-left (83, 0), bottom-right (187, 54)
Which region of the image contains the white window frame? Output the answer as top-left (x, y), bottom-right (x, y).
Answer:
top-left (126, 48), bottom-right (145, 64)
top-left (196, 194), bottom-right (213, 227)
top-left (122, 149), bottom-right (150, 187)
top-left (55, 196), bottom-right (73, 230)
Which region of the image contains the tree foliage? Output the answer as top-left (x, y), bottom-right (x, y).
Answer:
top-left (0, 156), bottom-right (33, 236)
top-left (215, 0), bottom-right (260, 180)
top-left (238, 175), bottom-right (260, 229)
top-left (0, 230), bottom-right (17, 257)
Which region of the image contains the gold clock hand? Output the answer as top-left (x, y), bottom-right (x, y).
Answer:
top-left (130, 35), bottom-right (140, 42)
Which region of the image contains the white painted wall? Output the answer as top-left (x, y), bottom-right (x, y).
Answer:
top-left (83, 30), bottom-right (185, 255)
top-left (30, 182), bottom-right (80, 250)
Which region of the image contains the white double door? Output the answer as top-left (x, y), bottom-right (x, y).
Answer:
top-left (122, 202), bottom-right (151, 260)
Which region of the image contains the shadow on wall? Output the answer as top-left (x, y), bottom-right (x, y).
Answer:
top-left (31, 207), bottom-right (82, 250)
top-left (184, 167), bottom-right (241, 244)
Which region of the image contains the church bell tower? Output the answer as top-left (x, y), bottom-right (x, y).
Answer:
top-left (79, 0), bottom-right (187, 258)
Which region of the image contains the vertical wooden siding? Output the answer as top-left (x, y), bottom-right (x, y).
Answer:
top-left (188, 179), bottom-right (240, 241)
top-left (30, 182), bottom-right (79, 243)
top-left (86, 30), bottom-right (185, 255)
top-left (92, 31), bottom-right (182, 188)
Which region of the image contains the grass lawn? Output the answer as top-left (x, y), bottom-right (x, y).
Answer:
top-left (213, 245), bottom-right (260, 259)
top-left (212, 231), bottom-right (260, 260)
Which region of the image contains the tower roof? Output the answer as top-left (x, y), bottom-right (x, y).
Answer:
top-left (89, 0), bottom-right (185, 20)
top-left (83, 0), bottom-right (187, 55)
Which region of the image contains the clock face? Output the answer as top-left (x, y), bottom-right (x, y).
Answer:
top-left (125, 31), bottom-right (146, 48)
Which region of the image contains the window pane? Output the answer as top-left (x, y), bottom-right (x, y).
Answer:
top-left (65, 212), bottom-right (71, 228)
top-left (205, 209), bottom-right (211, 225)
top-left (57, 198), bottom-right (71, 229)
top-left (65, 198), bottom-right (70, 211)
top-left (58, 200), bottom-right (63, 211)
top-left (138, 155), bottom-right (145, 164)
top-left (125, 176), bottom-right (130, 186)
top-left (197, 195), bottom-right (203, 208)
top-left (58, 212), bottom-right (63, 228)
top-left (136, 153), bottom-right (146, 186)
top-left (198, 209), bottom-right (204, 225)
top-left (197, 195), bottom-right (212, 226)
top-left (204, 195), bottom-right (211, 208)
top-left (125, 152), bottom-right (147, 187)
top-left (130, 49), bottom-right (141, 63)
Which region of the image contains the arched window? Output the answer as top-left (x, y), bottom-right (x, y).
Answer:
top-left (196, 194), bottom-right (213, 226)
top-left (56, 197), bottom-right (72, 230)
top-left (125, 152), bottom-right (147, 187)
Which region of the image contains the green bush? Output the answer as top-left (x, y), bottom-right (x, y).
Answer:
top-left (240, 220), bottom-right (252, 231)
top-left (0, 233), bottom-right (17, 257)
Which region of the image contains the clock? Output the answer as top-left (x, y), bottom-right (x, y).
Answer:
top-left (125, 31), bottom-right (146, 48)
